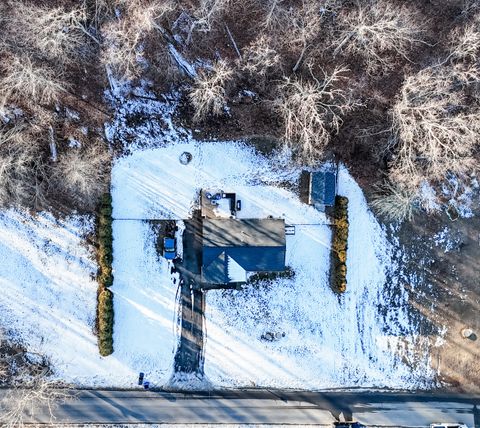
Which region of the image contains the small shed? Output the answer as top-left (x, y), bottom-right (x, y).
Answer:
top-left (302, 170), bottom-right (337, 212)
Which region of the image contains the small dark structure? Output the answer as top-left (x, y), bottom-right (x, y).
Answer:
top-left (201, 218), bottom-right (286, 285)
top-left (301, 170), bottom-right (337, 212)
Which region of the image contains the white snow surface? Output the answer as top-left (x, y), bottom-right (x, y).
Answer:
top-left (0, 211), bottom-right (113, 385)
top-left (111, 220), bottom-right (179, 386)
top-left (0, 209), bottom-right (179, 387)
top-left (112, 141), bottom-right (316, 223)
top-left (204, 166), bottom-right (434, 389)
top-left (111, 134), bottom-right (433, 389)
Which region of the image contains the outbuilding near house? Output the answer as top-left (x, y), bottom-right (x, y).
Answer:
top-left (201, 218), bottom-right (286, 285)
top-left (301, 170), bottom-right (337, 212)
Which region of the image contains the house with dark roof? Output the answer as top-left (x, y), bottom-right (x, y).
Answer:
top-left (202, 218), bottom-right (286, 285)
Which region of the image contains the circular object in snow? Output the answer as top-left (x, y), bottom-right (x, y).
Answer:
top-left (179, 152), bottom-right (192, 165)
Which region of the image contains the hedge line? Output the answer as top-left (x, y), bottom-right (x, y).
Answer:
top-left (331, 196), bottom-right (349, 293)
top-left (247, 267), bottom-right (295, 285)
top-left (96, 193), bottom-right (114, 356)
top-left (97, 288), bottom-right (114, 356)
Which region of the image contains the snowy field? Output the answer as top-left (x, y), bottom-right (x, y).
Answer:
top-left (0, 209), bottom-right (178, 387)
top-left (0, 211), bottom-right (103, 384)
top-left (0, 83), bottom-right (437, 389)
top-left (0, 210), bottom-right (180, 386)
top-left (110, 219), bottom-right (179, 386)
top-left (112, 141), bottom-right (305, 221)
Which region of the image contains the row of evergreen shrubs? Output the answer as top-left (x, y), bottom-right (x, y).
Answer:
top-left (331, 195), bottom-right (349, 293)
top-left (96, 193), bottom-right (114, 356)
top-left (246, 267), bottom-right (295, 285)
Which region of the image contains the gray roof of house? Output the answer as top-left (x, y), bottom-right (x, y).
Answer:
top-left (311, 171), bottom-right (336, 206)
top-left (202, 219), bottom-right (286, 284)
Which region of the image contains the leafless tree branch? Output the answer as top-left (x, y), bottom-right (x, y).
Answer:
top-left (274, 66), bottom-right (353, 163)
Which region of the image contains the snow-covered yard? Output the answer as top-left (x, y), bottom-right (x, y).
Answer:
top-left (110, 219), bottom-right (179, 385)
top-left (0, 212), bottom-right (97, 384)
top-left (0, 85), bottom-right (437, 389)
top-left (0, 142), bottom-right (434, 389)
top-left (0, 210), bottom-right (179, 387)
top-left (204, 167), bottom-right (433, 389)
top-left (112, 139), bottom-right (435, 389)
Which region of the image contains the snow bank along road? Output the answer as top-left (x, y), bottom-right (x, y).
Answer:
top-left (4, 390), bottom-right (479, 426)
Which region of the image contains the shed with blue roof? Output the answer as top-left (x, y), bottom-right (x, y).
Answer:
top-left (305, 171), bottom-right (337, 211)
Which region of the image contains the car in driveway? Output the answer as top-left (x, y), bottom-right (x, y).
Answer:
top-left (163, 237), bottom-right (176, 260)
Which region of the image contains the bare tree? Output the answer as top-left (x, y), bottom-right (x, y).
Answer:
top-left (255, 0), bottom-right (322, 72)
top-left (390, 13), bottom-right (480, 191)
top-left (182, 0), bottom-right (232, 43)
top-left (101, 0), bottom-right (174, 78)
top-left (387, 9), bottom-right (480, 190)
top-left (370, 180), bottom-right (419, 222)
top-left (189, 60), bottom-right (234, 121)
top-left (332, 0), bottom-right (425, 73)
top-left (86, 0), bottom-right (119, 29)
top-left (448, 15), bottom-right (480, 62)
top-left (0, 1), bottom-right (110, 211)
top-left (4, 1), bottom-right (88, 61)
top-left (0, 372), bottom-right (72, 427)
top-left (460, 0), bottom-right (480, 19)
top-left (286, 1), bottom-right (322, 72)
top-left (54, 144), bottom-right (111, 209)
top-left (0, 55), bottom-right (69, 109)
top-left (0, 125), bottom-right (49, 208)
top-left (240, 34), bottom-right (281, 85)
top-left (274, 67), bottom-right (353, 163)
top-left (259, 0), bottom-right (283, 29)
top-left (390, 64), bottom-right (480, 189)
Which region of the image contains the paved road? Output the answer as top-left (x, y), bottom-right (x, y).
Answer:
top-left (1, 389), bottom-right (479, 426)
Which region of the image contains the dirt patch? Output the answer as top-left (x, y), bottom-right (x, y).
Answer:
top-left (0, 334), bottom-right (50, 385)
top-left (389, 206), bottom-right (480, 392)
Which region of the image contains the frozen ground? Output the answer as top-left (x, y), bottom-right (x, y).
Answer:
top-left (0, 210), bottom-right (178, 387)
top-left (204, 167), bottom-right (434, 389)
top-left (0, 211), bottom-right (117, 385)
top-left (112, 141), bottom-right (304, 221)
top-left (111, 219), bottom-right (179, 386)
top-left (112, 135), bottom-right (435, 389)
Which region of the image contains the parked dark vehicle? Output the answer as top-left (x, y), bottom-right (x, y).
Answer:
top-left (163, 237), bottom-right (176, 260)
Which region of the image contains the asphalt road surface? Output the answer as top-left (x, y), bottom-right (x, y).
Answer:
top-left (1, 389), bottom-right (479, 426)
